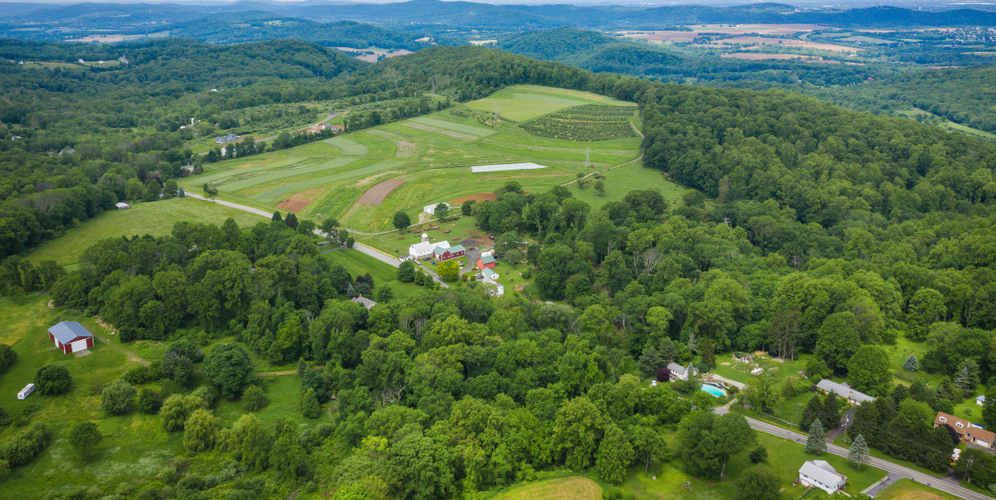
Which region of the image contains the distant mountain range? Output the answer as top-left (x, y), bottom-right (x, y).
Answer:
top-left (3, 1), bottom-right (996, 40)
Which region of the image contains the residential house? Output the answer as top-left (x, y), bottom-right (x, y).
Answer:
top-left (434, 244), bottom-right (465, 261)
top-left (481, 267), bottom-right (498, 280)
top-left (934, 412), bottom-right (996, 449)
top-left (666, 362), bottom-right (697, 382)
top-left (798, 460), bottom-right (846, 495)
top-left (351, 296), bottom-right (377, 310)
top-left (480, 275), bottom-right (504, 297)
top-left (815, 379), bottom-right (875, 405)
top-left (48, 321), bottom-right (94, 354)
top-left (409, 233), bottom-right (448, 260)
top-left (476, 254), bottom-right (497, 270)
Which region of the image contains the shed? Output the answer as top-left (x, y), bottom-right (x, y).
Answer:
top-left (48, 321), bottom-right (94, 354)
top-left (423, 202), bottom-right (451, 215)
top-left (116, 202), bottom-right (130, 210)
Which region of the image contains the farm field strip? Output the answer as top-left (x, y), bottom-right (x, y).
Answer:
top-left (358, 180), bottom-right (407, 205)
top-left (196, 156), bottom-right (308, 184)
top-left (409, 116), bottom-right (497, 136)
top-left (399, 121), bottom-right (478, 140)
top-left (322, 136), bottom-right (369, 156)
top-left (217, 157), bottom-right (358, 192)
top-left (253, 160), bottom-right (405, 202)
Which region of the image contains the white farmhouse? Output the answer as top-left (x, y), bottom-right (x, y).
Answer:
top-left (798, 460), bottom-right (846, 495)
top-left (409, 233), bottom-right (449, 260)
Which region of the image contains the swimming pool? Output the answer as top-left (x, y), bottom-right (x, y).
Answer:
top-left (701, 384), bottom-right (727, 397)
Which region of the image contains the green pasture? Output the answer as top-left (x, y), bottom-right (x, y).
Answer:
top-left (27, 197), bottom-right (265, 268)
top-left (180, 85), bottom-right (643, 233)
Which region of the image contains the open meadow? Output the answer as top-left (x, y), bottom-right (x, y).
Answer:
top-left (26, 197), bottom-right (266, 268)
top-left (180, 85), bottom-right (644, 233)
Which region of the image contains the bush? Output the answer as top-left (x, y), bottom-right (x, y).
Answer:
top-left (0, 407), bottom-right (9, 427)
top-left (123, 365), bottom-right (160, 385)
top-left (302, 389), bottom-right (321, 419)
top-left (160, 394), bottom-right (208, 432)
top-left (35, 365), bottom-right (73, 395)
top-left (521, 269), bottom-right (532, 279)
top-left (184, 409), bottom-right (221, 452)
top-left (101, 379), bottom-right (137, 415)
top-left (242, 385), bottom-right (267, 412)
top-left (0, 422), bottom-right (53, 467)
top-left (0, 344), bottom-right (17, 374)
top-left (177, 474), bottom-right (205, 491)
top-left (138, 389), bottom-right (163, 414)
top-left (749, 445), bottom-right (768, 464)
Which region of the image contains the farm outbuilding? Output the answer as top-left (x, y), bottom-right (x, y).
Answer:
top-left (116, 202), bottom-right (129, 210)
top-left (423, 202), bottom-right (451, 215)
top-left (476, 254), bottom-right (496, 270)
top-left (48, 321), bottom-right (94, 354)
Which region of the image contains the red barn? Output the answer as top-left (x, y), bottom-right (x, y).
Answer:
top-left (476, 254), bottom-right (496, 270)
top-left (433, 244), bottom-right (465, 261)
top-left (48, 321), bottom-right (94, 354)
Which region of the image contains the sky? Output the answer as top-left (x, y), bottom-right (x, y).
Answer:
top-left (0, 0), bottom-right (987, 6)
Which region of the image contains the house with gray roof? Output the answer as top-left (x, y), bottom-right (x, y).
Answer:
top-left (351, 295), bottom-right (377, 310)
top-left (666, 362), bottom-right (696, 382)
top-left (816, 379), bottom-right (875, 405)
top-left (798, 460), bottom-right (846, 494)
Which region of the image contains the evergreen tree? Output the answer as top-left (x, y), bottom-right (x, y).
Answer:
top-left (638, 344), bottom-right (660, 377)
top-left (285, 212), bottom-right (299, 230)
top-left (821, 393), bottom-right (842, 431)
top-left (903, 354), bottom-right (919, 372)
top-left (800, 394), bottom-right (824, 432)
top-left (302, 388), bottom-right (321, 419)
top-left (272, 211), bottom-right (283, 223)
top-left (955, 360), bottom-right (981, 398)
top-left (806, 419), bottom-right (827, 455)
top-left (848, 434), bottom-right (871, 469)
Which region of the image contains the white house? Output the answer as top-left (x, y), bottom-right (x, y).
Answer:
top-left (18, 383), bottom-right (35, 400)
top-left (423, 202), bottom-right (451, 215)
top-left (798, 460), bottom-right (846, 495)
top-left (409, 233), bottom-right (449, 260)
top-left (666, 362), bottom-right (697, 382)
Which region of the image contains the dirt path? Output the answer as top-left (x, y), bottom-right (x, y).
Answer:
top-left (97, 336), bottom-right (150, 366)
top-left (193, 366), bottom-right (325, 376)
top-left (562, 150), bottom-right (645, 187)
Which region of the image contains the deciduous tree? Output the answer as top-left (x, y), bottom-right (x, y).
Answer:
top-left (595, 424), bottom-right (633, 484)
top-left (203, 343), bottom-right (255, 398)
top-left (68, 421), bottom-right (102, 461)
top-left (100, 378), bottom-right (137, 415)
top-left (35, 365), bottom-right (72, 396)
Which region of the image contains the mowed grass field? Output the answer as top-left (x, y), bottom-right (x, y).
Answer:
top-left (180, 85), bottom-right (644, 233)
top-left (873, 479), bottom-right (962, 500)
top-left (488, 476), bottom-right (602, 500)
top-left (27, 197), bottom-right (266, 268)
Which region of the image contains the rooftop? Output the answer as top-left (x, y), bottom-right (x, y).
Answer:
top-left (48, 321), bottom-right (93, 344)
top-left (470, 162), bottom-right (547, 173)
top-left (816, 379), bottom-right (876, 404)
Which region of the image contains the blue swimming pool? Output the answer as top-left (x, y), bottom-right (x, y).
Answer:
top-left (701, 384), bottom-right (726, 397)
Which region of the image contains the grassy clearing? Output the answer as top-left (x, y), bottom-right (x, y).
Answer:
top-left (0, 294), bottom-right (325, 498)
top-left (873, 479), bottom-right (962, 500)
top-left (27, 198), bottom-right (265, 267)
top-left (321, 248), bottom-right (422, 298)
top-left (571, 163), bottom-right (685, 210)
top-left (489, 476), bottom-right (602, 500)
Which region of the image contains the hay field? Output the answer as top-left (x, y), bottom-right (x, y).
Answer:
top-left (180, 85), bottom-right (642, 232)
top-left (491, 477), bottom-right (601, 500)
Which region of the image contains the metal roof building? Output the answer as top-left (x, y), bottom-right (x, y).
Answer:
top-left (470, 162), bottom-right (547, 173)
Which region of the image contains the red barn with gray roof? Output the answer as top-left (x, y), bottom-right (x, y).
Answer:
top-left (48, 321), bottom-right (94, 354)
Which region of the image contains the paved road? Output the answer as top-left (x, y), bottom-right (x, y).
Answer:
top-left (745, 417), bottom-right (984, 500)
top-left (347, 243), bottom-right (450, 288)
